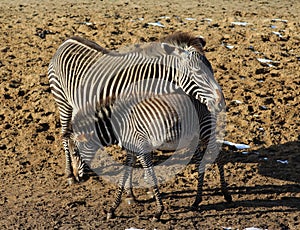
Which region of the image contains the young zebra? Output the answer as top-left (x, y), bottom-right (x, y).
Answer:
top-left (70, 92), bottom-right (231, 221)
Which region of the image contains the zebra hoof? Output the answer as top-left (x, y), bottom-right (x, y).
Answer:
top-left (125, 197), bottom-right (135, 205)
top-left (190, 205), bottom-right (199, 211)
top-left (152, 215), bottom-right (160, 222)
top-left (191, 197), bottom-right (202, 210)
top-left (190, 202), bottom-right (201, 211)
top-left (147, 191), bottom-right (154, 199)
top-left (223, 193), bottom-right (232, 203)
top-left (67, 177), bottom-right (76, 185)
top-left (152, 208), bottom-right (163, 222)
top-left (106, 212), bottom-right (115, 220)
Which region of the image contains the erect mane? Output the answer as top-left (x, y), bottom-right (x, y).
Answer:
top-left (160, 32), bottom-right (206, 52)
top-left (69, 36), bottom-right (110, 54)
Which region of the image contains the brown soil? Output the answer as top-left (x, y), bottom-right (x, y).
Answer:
top-left (1, 0), bottom-right (299, 229)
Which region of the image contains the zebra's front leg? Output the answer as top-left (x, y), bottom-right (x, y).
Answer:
top-left (69, 139), bottom-right (91, 183)
top-left (62, 138), bottom-right (76, 185)
top-left (137, 153), bottom-right (164, 221)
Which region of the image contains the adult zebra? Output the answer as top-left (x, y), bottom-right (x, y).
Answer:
top-left (48, 32), bottom-right (230, 219)
top-left (48, 32), bottom-right (224, 184)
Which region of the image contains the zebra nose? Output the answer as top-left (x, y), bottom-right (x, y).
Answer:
top-left (218, 101), bottom-right (225, 112)
top-left (215, 89), bottom-right (225, 111)
top-left (75, 175), bottom-right (80, 182)
top-left (73, 170), bottom-right (80, 182)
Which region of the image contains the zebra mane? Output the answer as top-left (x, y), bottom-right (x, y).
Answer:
top-left (69, 36), bottom-right (110, 54)
top-left (113, 32), bottom-right (206, 57)
top-left (160, 32), bottom-right (206, 53)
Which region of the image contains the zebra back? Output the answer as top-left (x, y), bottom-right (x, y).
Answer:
top-left (49, 32), bottom-right (224, 116)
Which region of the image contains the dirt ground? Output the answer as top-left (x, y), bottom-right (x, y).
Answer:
top-left (1, 0), bottom-right (299, 229)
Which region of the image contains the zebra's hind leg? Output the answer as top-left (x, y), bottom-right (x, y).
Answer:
top-left (107, 154), bottom-right (133, 220)
top-left (124, 155), bottom-right (137, 205)
top-left (191, 167), bottom-right (205, 210)
top-left (137, 153), bottom-right (164, 221)
top-left (217, 160), bottom-right (232, 203)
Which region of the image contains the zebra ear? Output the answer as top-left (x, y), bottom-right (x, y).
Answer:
top-left (161, 43), bottom-right (188, 57)
top-left (161, 43), bottom-right (176, 55)
top-left (196, 36), bottom-right (206, 48)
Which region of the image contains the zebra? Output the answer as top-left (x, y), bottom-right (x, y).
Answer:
top-left (70, 91), bottom-right (231, 221)
top-left (48, 32), bottom-right (225, 185)
top-left (48, 36), bottom-right (109, 184)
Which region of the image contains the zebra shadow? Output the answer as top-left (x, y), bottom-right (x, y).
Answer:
top-left (223, 140), bottom-right (300, 183)
top-left (161, 140), bottom-right (300, 215)
top-left (164, 184), bottom-right (300, 213)
top-left (161, 197), bottom-right (300, 223)
top-left (88, 141), bottom-right (300, 216)
top-left (255, 140), bottom-right (300, 184)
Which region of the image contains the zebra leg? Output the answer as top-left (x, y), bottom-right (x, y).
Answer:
top-left (57, 102), bottom-right (76, 185)
top-left (144, 171), bottom-right (155, 199)
top-left (137, 153), bottom-right (164, 221)
top-left (143, 154), bottom-right (155, 199)
top-left (62, 137), bottom-right (75, 185)
top-left (191, 142), bottom-right (206, 210)
top-left (64, 137), bottom-right (91, 184)
top-left (125, 154), bottom-right (137, 205)
top-left (191, 167), bottom-right (205, 210)
top-left (68, 139), bottom-right (91, 183)
top-left (107, 155), bottom-right (132, 220)
top-left (217, 159), bottom-right (232, 203)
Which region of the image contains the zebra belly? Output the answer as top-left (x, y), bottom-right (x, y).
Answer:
top-left (151, 134), bottom-right (197, 151)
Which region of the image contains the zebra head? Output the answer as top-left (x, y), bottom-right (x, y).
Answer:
top-left (185, 51), bottom-right (225, 113)
top-left (70, 153), bottom-right (85, 182)
top-left (69, 138), bottom-right (87, 182)
top-left (161, 32), bottom-right (225, 113)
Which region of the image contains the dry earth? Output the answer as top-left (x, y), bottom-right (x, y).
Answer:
top-left (1, 0), bottom-right (299, 229)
